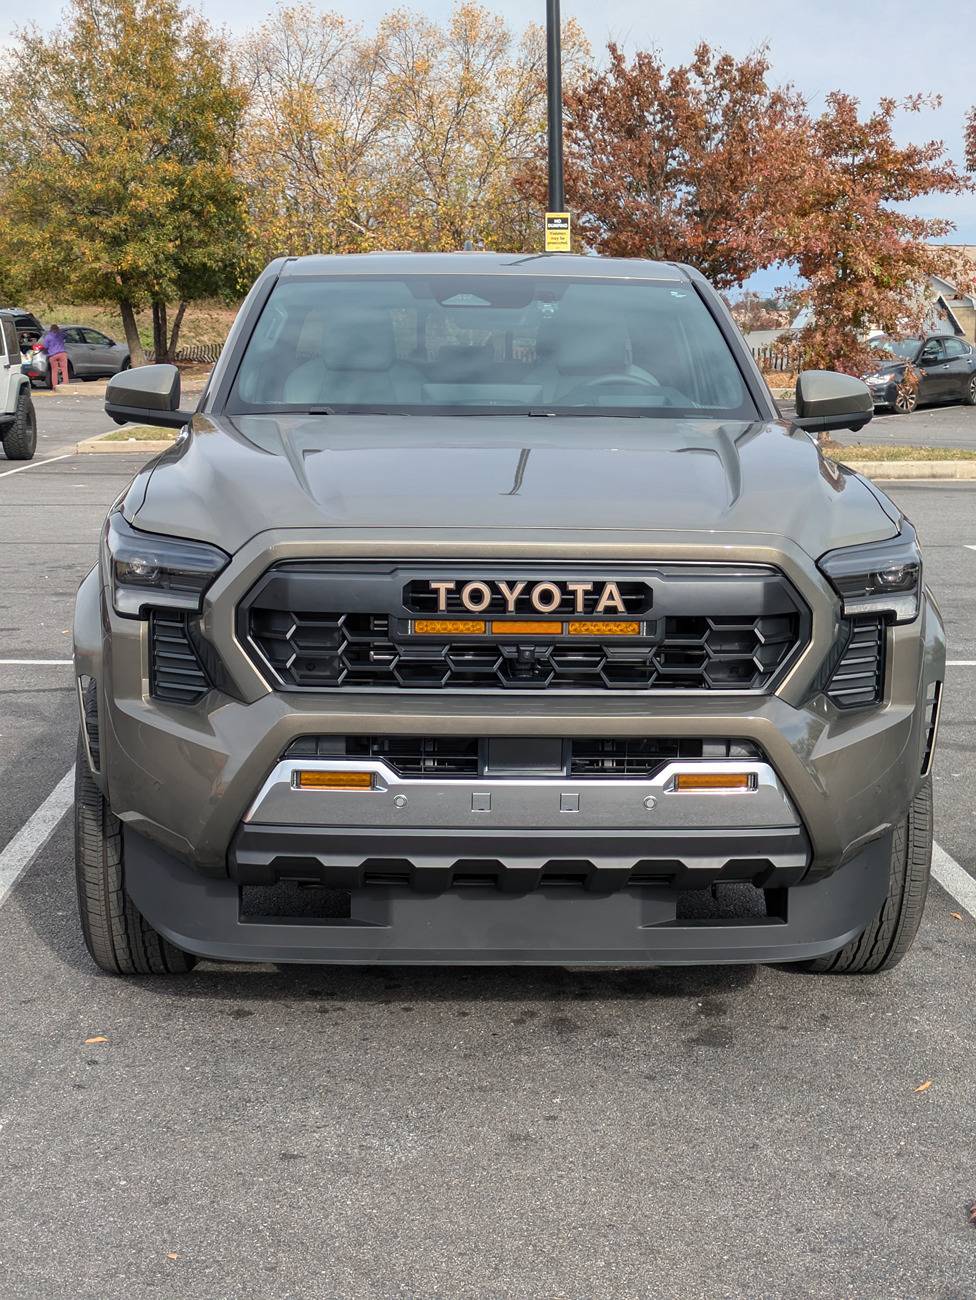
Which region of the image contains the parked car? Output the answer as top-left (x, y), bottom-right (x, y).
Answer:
top-left (73, 252), bottom-right (944, 979)
top-left (24, 325), bottom-right (130, 387)
top-left (862, 334), bottom-right (976, 414)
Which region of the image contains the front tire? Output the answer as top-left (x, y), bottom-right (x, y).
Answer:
top-left (800, 779), bottom-right (932, 974)
top-left (1, 389), bottom-right (37, 460)
top-left (963, 374), bottom-right (976, 407)
top-left (74, 735), bottom-right (196, 975)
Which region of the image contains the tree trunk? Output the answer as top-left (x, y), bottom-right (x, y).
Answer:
top-left (167, 301), bottom-right (188, 360)
top-left (152, 300), bottom-right (168, 362)
top-left (119, 300), bottom-right (145, 367)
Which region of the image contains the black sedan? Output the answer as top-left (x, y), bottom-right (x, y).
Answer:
top-left (862, 334), bottom-right (976, 414)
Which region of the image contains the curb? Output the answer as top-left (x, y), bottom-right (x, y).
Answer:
top-left (77, 430), bottom-right (176, 454)
top-left (839, 459), bottom-right (976, 480)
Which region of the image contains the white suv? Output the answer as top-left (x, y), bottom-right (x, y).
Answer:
top-left (0, 310), bottom-right (36, 460)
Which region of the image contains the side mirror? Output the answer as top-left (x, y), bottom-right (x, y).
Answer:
top-left (105, 363), bottom-right (195, 429)
top-left (792, 370), bottom-right (873, 435)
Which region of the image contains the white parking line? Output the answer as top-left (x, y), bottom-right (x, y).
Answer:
top-left (947, 660), bottom-right (976, 666)
top-left (932, 843), bottom-right (976, 921)
top-left (0, 768), bottom-right (74, 909)
top-left (0, 453), bottom-right (72, 479)
top-left (0, 659), bottom-right (73, 666)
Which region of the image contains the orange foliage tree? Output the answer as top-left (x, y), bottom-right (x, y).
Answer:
top-left (519, 43), bottom-right (808, 289)
top-left (788, 94), bottom-right (973, 373)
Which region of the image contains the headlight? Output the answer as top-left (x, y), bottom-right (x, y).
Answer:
top-left (818, 522), bottom-right (921, 623)
top-left (105, 510), bottom-right (229, 618)
top-left (863, 371), bottom-right (894, 385)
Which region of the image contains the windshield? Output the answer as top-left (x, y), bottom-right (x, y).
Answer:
top-left (229, 274), bottom-right (757, 419)
top-left (869, 337), bottom-right (920, 362)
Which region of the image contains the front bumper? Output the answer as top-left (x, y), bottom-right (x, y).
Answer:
top-left (125, 826), bottom-right (891, 966)
top-left (866, 378), bottom-right (899, 408)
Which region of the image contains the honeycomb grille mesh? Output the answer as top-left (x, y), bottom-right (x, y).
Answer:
top-left (247, 609), bottom-right (800, 691)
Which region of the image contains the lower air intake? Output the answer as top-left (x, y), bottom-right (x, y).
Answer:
top-left (826, 617), bottom-right (885, 708)
top-left (149, 611), bottom-right (211, 704)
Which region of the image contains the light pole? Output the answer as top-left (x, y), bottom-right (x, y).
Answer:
top-left (545, 0), bottom-right (565, 215)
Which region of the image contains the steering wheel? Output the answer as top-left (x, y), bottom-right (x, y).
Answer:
top-left (559, 371), bottom-right (662, 403)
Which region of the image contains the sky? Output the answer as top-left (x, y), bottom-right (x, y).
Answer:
top-left (0, 0), bottom-right (970, 294)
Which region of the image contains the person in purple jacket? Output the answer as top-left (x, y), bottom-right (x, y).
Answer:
top-left (40, 323), bottom-right (69, 388)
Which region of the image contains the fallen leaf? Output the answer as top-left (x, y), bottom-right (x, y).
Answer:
top-left (950, 912), bottom-right (963, 921)
top-left (968, 1203), bottom-right (976, 1227)
top-left (166, 1253), bottom-right (179, 1261)
top-left (914, 1080), bottom-right (932, 1093)
top-left (83, 1036), bottom-right (108, 1045)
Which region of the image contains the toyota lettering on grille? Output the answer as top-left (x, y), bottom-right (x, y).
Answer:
top-left (426, 579), bottom-right (632, 615)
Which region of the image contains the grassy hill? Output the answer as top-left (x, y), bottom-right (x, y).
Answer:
top-left (21, 299), bottom-right (240, 351)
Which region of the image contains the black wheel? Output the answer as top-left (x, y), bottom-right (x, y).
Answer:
top-left (120, 356), bottom-right (131, 371)
top-left (963, 374), bottom-right (976, 407)
top-left (892, 381), bottom-right (918, 415)
top-left (74, 733), bottom-right (196, 975)
top-left (1, 388), bottom-right (37, 460)
top-left (66, 359), bottom-right (75, 382)
top-left (800, 779), bottom-right (932, 974)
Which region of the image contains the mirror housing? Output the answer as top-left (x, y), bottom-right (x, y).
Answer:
top-left (792, 370), bottom-right (873, 434)
top-left (105, 363), bottom-right (195, 429)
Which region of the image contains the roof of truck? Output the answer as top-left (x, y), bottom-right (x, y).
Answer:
top-left (278, 251), bottom-right (688, 281)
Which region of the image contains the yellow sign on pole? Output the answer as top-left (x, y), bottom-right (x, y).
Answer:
top-left (544, 212), bottom-right (571, 252)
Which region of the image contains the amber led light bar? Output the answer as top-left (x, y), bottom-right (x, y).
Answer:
top-left (673, 772), bottom-right (753, 792)
top-left (295, 770), bottom-right (374, 791)
top-left (412, 619), bottom-right (642, 637)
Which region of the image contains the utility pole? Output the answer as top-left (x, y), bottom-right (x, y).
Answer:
top-left (546, 0), bottom-right (565, 214)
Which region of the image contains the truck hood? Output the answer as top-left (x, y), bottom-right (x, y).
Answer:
top-left (129, 413), bottom-right (898, 557)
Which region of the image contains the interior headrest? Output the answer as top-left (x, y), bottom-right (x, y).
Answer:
top-left (322, 309), bottom-right (396, 372)
top-left (554, 313), bottom-right (630, 374)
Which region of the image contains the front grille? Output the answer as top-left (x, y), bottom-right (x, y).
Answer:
top-left (248, 610), bottom-right (799, 691)
top-left (149, 611), bottom-right (211, 704)
top-left (243, 563), bottom-right (806, 693)
top-left (825, 616), bottom-right (885, 708)
top-left (284, 736), bottom-right (764, 780)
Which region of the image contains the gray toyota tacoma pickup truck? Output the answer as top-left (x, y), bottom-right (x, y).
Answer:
top-left (73, 252), bottom-right (945, 975)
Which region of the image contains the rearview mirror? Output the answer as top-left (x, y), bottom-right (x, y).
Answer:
top-left (792, 370), bottom-right (873, 435)
top-left (105, 363), bottom-right (195, 429)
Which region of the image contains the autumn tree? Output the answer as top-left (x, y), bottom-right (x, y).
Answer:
top-left (238, 6), bottom-right (391, 259)
top-left (524, 43), bottom-right (808, 288)
top-left (238, 3), bottom-right (589, 262)
top-left (0, 0), bottom-right (248, 363)
top-left (376, 5), bottom-right (588, 251)
top-left (789, 94), bottom-right (972, 372)
top-left (965, 107), bottom-right (976, 172)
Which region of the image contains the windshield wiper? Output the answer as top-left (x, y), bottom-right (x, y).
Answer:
top-left (308, 406), bottom-right (337, 415)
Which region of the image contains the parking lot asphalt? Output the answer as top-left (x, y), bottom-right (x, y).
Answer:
top-left (1, 431), bottom-right (975, 1298)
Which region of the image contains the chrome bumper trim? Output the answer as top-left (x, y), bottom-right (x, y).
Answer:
top-left (244, 758), bottom-right (800, 834)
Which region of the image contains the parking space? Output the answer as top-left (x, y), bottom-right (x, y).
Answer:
top-left (0, 448), bottom-right (974, 1298)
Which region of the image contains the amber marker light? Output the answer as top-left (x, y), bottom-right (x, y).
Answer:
top-left (296, 771), bottom-right (374, 790)
top-left (491, 620), bottom-right (562, 636)
top-left (414, 619), bottom-right (486, 635)
top-left (568, 621), bottom-right (640, 637)
top-left (673, 772), bottom-right (753, 792)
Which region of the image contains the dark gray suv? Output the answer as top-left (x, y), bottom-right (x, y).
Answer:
top-left (73, 252), bottom-right (944, 976)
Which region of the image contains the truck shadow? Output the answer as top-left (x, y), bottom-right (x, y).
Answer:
top-left (113, 959), bottom-right (759, 1004)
